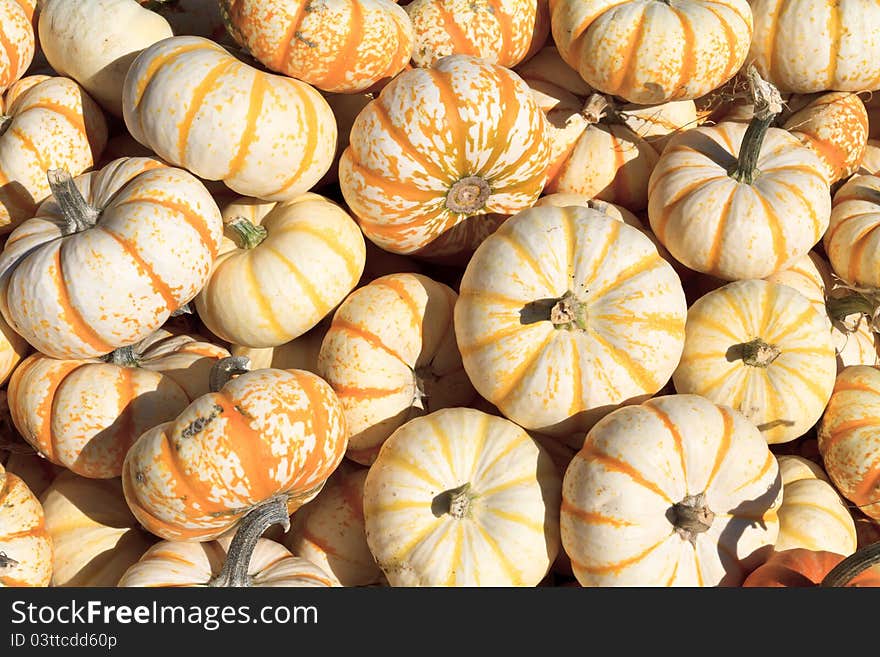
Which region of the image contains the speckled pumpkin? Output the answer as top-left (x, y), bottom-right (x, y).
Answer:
top-left (0, 0), bottom-right (34, 94)
top-left (0, 461), bottom-right (52, 587)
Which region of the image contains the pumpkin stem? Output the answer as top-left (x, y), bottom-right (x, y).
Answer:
top-left (208, 495), bottom-right (291, 588)
top-left (550, 291), bottom-right (588, 331)
top-left (100, 344), bottom-right (140, 367)
top-left (581, 93), bottom-right (610, 124)
top-left (671, 492), bottom-right (714, 545)
top-left (209, 356), bottom-right (251, 392)
top-left (47, 168), bottom-right (100, 235)
top-left (227, 216), bottom-right (268, 250)
top-left (821, 541), bottom-right (880, 587)
top-left (740, 338), bottom-right (781, 367)
top-left (446, 176), bottom-right (491, 214)
top-left (443, 483), bottom-right (474, 519)
top-left (727, 66), bottom-right (784, 185)
top-left (826, 293), bottom-right (875, 323)
top-left (0, 551), bottom-right (19, 569)
top-left (171, 302), bottom-right (193, 317)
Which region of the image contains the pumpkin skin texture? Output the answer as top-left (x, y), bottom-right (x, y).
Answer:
top-left (0, 462), bottom-right (52, 587)
top-left (818, 365), bottom-right (880, 522)
top-left (647, 119), bottom-right (830, 281)
top-left (194, 193), bottom-right (366, 349)
top-left (561, 394), bottom-right (782, 587)
top-left (748, 0), bottom-right (880, 95)
top-left (824, 174), bottom-right (880, 289)
top-left (363, 407), bottom-right (562, 587)
top-left (219, 0), bottom-right (414, 95)
top-left (122, 35), bottom-right (337, 202)
top-left (549, 0), bottom-right (753, 105)
top-left (40, 471), bottom-right (156, 587)
top-left (0, 76), bottom-right (108, 234)
top-left (0, 0), bottom-right (34, 94)
top-left (455, 205), bottom-right (687, 440)
top-left (672, 280), bottom-right (837, 445)
top-left (118, 535), bottom-right (336, 587)
top-left (0, 157), bottom-right (223, 360)
top-left (743, 548), bottom-right (880, 587)
top-left (338, 54), bottom-right (550, 257)
top-left (122, 367), bottom-right (348, 541)
top-left (318, 272), bottom-right (476, 465)
top-left (38, 0), bottom-right (174, 117)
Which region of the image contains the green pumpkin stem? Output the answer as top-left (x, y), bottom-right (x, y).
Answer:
top-left (227, 217), bottom-right (268, 250)
top-left (209, 356), bottom-right (251, 392)
top-left (821, 541), bottom-right (880, 587)
top-left (101, 345), bottom-right (140, 367)
top-left (209, 495), bottom-right (291, 588)
top-left (826, 293), bottom-right (875, 323)
top-left (727, 66), bottom-right (784, 185)
top-left (47, 168), bottom-right (100, 235)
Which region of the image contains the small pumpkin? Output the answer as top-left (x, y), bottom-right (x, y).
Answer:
top-left (0, 461), bottom-right (52, 587)
top-left (824, 174), bottom-right (880, 289)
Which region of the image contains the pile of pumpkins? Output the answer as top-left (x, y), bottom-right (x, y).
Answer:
top-left (2, 0), bottom-right (880, 589)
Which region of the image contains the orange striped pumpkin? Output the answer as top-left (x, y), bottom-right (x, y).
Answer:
top-left (561, 394), bottom-right (782, 586)
top-left (818, 365), bottom-right (880, 522)
top-left (748, 0), bottom-right (880, 94)
top-left (0, 0), bottom-right (34, 94)
top-left (317, 272), bottom-right (476, 465)
top-left (194, 193), bottom-right (366, 349)
top-left (7, 332), bottom-right (230, 479)
top-left (122, 366), bottom-right (348, 541)
top-left (0, 75), bottom-right (108, 234)
top-left (455, 205), bottom-right (687, 440)
top-left (338, 54), bottom-right (550, 256)
top-left (3, 73), bottom-right (50, 106)
top-left (0, 156), bottom-right (223, 360)
top-left (0, 461), bottom-right (52, 587)
top-left (122, 35), bottom-right (337, 202)
top-left (406, 0), bottom-right (548, 69)
top-left (220, 0), bottom-right (413, 94)
top-left (363, 407), bottom-right (562, 586)
top-left (549, 0), bottom-right (753, 105)
top-left (825, 174), bottom-right (880, 289)
top-left (672, 279), bottom-right (837, 445)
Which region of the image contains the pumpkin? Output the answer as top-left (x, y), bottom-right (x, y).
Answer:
top-left (406, 0), bottom-right (548, 69)
top-left (338, 53), bottom-right (550, 257)
top-left (318, 272), bottom-right (475, 465)
top-left (363, 406), bottom-right (562, 586)
top-left (7, 331), bottom-right (230, 479)
top-left (40, 471), bottom-right (156, 586)
top-left (0, 75), bottom-right (108, 233)
top-left (549, 0), bottom-right (753, 105)
top-left (0, 461), bottom-right (52, 586)
top-left (672, 279), bottom-right (837, 445)
top-left (122, 35), bottom-right (337, 202)
top-left (0, 312), bottom-right (27, 387)
top-left (775, 455), bottom-right (857, 556)
top-left (561, 393), bottom-right (782, 586)
top-left (38, 0), bottom-right (174, 117)
top-left (3, 73), bottom-right (51, 106)
top-left (743, 547), bottom-right (880, 587)
top-left (0, 0), bottom-right (35, 94)
top-left (648, 69), bottom-right (831, 281)
top-left (748, 0), bottom-right (880, 94)
top-left (122, 360), bottom-right (348, 541)
top-left (778, 453), bottom-right (829, 484)
top-left (824, 174), bottom-right (880, 289)
top-left (455, 204), bottom-right (687, 440)
top-left (282, 460), bottom-right (381, 587)
top-left (817, 365), bottom-right (880, 522)
top-left (219, 0), bottom-right (414, 95)
top-left (0, 156), bottom-right (223, 360)
top-left (194, 193), bottom-right (366, 349)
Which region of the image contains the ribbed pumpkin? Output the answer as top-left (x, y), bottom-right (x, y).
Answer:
top-left (38, 0), bottom-right (174, 117)
top-left (40, 471), bottom-right (156, 587)
top-left (748, 0), bottom-right (880, 94)
top-left (818, 365), bottom-right (880, 522)
top-left (0, 461), bottom-right (52, 586)
top-left (363, 407), bottom-right (562, 586)
top-left (549, 0), bottom-right (753, 105)
top-left (406, 0), bottom-right (548, 69)
top-left (7, 331), bottom-right (230, 479)
top-left (672, 280), bottom-right (837, 445)
top-left (122, 35), bottom-right (337, 202)
top-left (561, 394), bottom-right (782, 587)
top-left (455, 204), bottom-right (687, 440)
top-left (122, 363), bottom-right (348, 541)
top-left (219, 0), bottom-right (413, 94)
top-left (194, 193), bottom-right (365, 349)
top-left (0, 0), bottom-right (34, 94)
top-left (0, 156), bottom-right (223, 360)
top-left (825, 174), bottom-right (880, 289)
top-left (318, 272), bottom-right (475, 465)
top-left (0, 75), bottom-right (108, 233)
top-left (338, 54), bottom-right (550, 257)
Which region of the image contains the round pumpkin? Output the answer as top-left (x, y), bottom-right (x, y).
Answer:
top-left (0, 0), bottom-right (35, 94)
top-left (0, 461), bottom-right (52, 587)
top-left (363, 406), bottom-right (562, 586)
top-left (561, 393), bottom-right (782, 587)
top-left (743, 548), bottom-right (880, 587)
top-left (0, 156), bottom-right (223, 360)
top-left (824, 174), bottom-right (880, 289)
